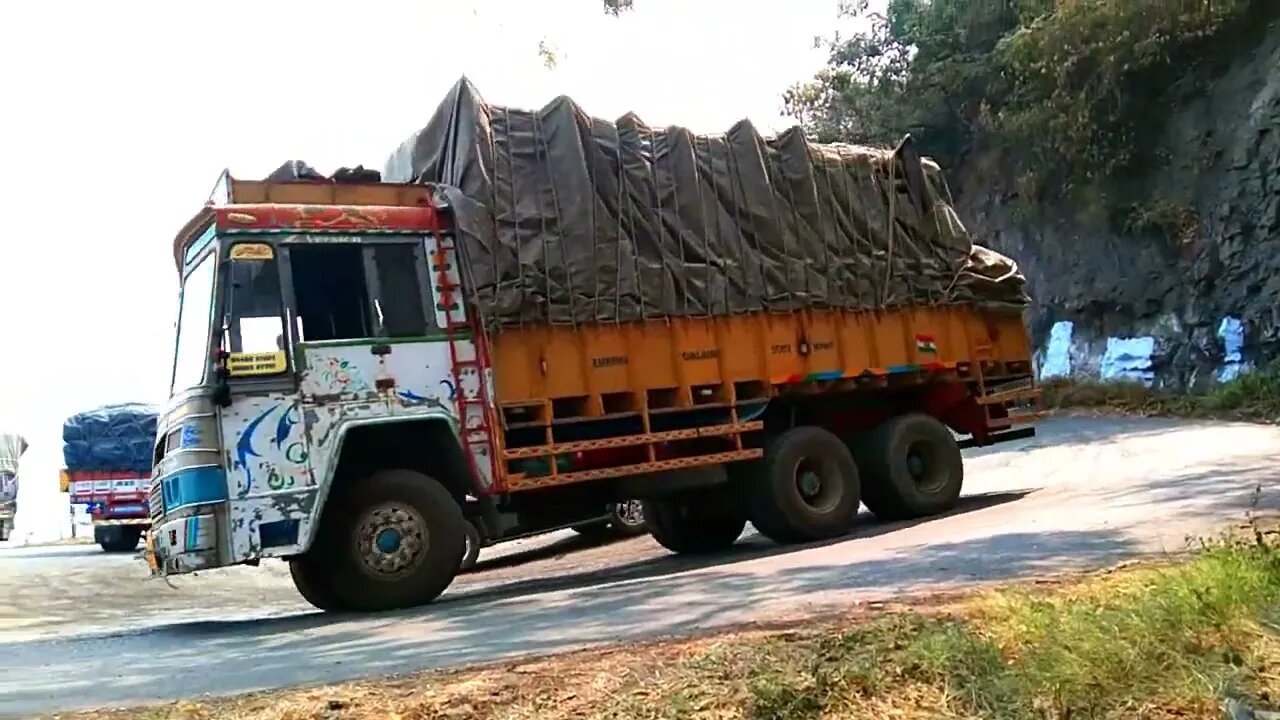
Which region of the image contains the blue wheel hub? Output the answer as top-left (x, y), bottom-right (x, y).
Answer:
top-left (907, 454), bottom-right (926, 478)
top-left (355, 502), bottom-right (429, 577)
top-left (375, 527), bottom-right (402, 553)
top-left (799, 471), bottom-right (822, 497)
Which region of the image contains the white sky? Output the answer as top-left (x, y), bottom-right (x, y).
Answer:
top-left (0, 0), bottom-right (866, 540)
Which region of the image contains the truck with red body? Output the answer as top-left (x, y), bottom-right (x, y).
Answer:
top-left (63, 404), bottom-right (158, 552)
top-left (144, 79), bottom-right (1038, 611)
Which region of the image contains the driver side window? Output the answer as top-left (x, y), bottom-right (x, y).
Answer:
top-left (226, 247), bottom-right (286, 355)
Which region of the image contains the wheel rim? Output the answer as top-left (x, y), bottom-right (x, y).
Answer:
top-left (613, 500), bottom-right (645, 527)
top-left (353, 502), bottom-right (429, 578)
top-left (463, 525), bottom-right (477, 562)
top-left (793, 457), bottom-right (842, 513)
top-left (905, 440), bottom-right (948, 494)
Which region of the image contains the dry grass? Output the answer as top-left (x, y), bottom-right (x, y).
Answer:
top-left (1040, 363), bottom-right (1280, 424)
top-left (49, 526), bottom-right (1280, 720)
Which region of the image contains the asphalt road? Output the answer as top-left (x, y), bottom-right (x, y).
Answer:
top-left (1, 415), bottom-right (1277, 718)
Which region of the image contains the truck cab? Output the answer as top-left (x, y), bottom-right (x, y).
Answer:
top-left (151, 172), bottom-right (473, 581)
top-left (151, 171), bottom-right (632, 606)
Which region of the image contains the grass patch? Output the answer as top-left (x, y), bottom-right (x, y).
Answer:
top-left (62, 528), bottom-right (1280, 720)
top-left (610, 534), bottom-right (1280, 719)
top-left (1041, 362), bottom-right (1280, 423)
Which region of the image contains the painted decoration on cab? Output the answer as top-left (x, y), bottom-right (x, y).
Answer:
top-left (231, 402), bottom-right (312, 496)
top-left (314, 356), bottom-right (371, 395)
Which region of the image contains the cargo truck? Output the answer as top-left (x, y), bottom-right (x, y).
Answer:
top-left (146, 79), bottom-right (1038, 611)
top-left (0, 432), bottom-right (27, 542)
top-left (63, 404), bottom-right (158, 552)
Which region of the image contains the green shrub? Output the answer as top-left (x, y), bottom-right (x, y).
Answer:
top-left (786, 0), bottom-right (1272, 221)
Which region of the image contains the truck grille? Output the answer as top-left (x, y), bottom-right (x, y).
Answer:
top-left (149, 482), bottom-right (164, 524)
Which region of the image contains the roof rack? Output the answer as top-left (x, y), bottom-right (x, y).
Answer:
top-left (206, 169), bottom-right (434, 209)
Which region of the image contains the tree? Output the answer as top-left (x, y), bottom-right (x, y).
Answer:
top-left (784, 0), bottom-right (1044, 165)
top-left (785, 0), bottom-right (1266, 218)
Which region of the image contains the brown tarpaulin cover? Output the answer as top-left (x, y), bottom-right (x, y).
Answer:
top-left (383, 78), bottom-right (1028, 328)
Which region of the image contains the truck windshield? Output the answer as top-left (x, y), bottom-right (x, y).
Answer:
top-left (171, 253), bottom-right (216, 394)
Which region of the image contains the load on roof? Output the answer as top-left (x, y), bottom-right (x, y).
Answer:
top-left (381, 77), bottom-right (1029, 329)
top-left (62, 404), bottom-right (158, 474)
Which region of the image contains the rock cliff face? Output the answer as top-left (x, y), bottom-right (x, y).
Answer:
top-left (956, 21), bottom-right (1280, 389)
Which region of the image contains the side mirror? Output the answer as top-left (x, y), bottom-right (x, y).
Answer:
top-left (212, 350), bottom-right (232, 408)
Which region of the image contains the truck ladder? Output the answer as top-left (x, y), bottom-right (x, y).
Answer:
top-left (429, 234), bottom-right (500, 493)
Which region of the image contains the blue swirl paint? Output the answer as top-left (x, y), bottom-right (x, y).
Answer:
top-left (439, 379), bottom-right (456, 402)
top-left (272, 404), bottom-right (297, 448)
top-left (398, 389), bottom-right (429, 404)
top-left (235, 404), bottom-right (278, 495)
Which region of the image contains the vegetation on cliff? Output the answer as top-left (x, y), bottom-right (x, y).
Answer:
top-left (1041, 360), bottom-right (1280, 422)
top-left (784, 0), bottom-right (1273, 221)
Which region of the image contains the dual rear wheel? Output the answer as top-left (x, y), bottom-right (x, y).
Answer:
top-left (644, 413), bottom-right (964, 555)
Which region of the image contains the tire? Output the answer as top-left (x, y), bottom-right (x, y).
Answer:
top-left (607, 500), bottom-right (648, 538)
top-left (459, 520), bottom-right (482, 572)
top-left (289, 554), bottom-right (345, 611)
top-left (307, 469), bottom-right (466, 612)
top-left (851, 413), bottom-right (964, 521)
top-left (743, 426), bottom-right (861, 544)
top-left (96, 525), bottom-right (142, 553)
top-left (643, 487), bottom-right (746, 555)
top-left (570, 500), bottom-right (647, 540)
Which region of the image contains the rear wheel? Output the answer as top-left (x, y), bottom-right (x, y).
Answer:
top-left (643, 486), bottom-right (746, 555)
top-left (743, 426), bottom-right (861, 544)
top-left (96, 525), bottom-right (143, 553)
top-left (851, 413), bottom-right (964, 521)
top-left (299, 469), bottom-right (466, 612)
top-left (572, 500), bottom-right (647, 540)
top-left (607, 500), bottom-right (647, 537)
top-left (459, 520), bottom-right (482, 572)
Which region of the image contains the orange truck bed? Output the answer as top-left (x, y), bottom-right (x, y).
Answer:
top-left (488, 304), bottom-right (1035, 492)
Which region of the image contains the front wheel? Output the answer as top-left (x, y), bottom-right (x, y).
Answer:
top-left (304, 469), bottom-right (466, 612)
top-left (289, 554), bottom-right (345, 611)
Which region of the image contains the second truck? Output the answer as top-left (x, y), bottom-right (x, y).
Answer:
top-left (63, 404), bottom-right (158, 552)
top-left (146, 79), bottom-right (1038, 611)
top-left (0, 432), bottom-right (27, 542)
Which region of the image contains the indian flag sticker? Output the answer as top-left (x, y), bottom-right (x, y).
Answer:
top-left (916, 334), bottom-right (938, 355)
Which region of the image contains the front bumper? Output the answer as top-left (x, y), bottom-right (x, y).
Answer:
top-left (148, 512), bottom-right (219, 574)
